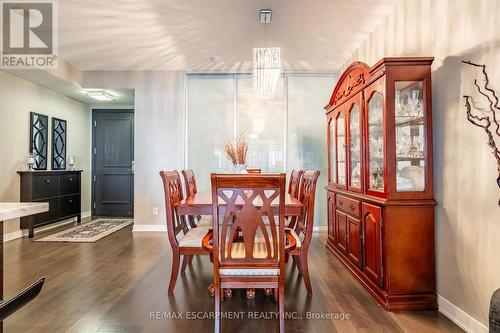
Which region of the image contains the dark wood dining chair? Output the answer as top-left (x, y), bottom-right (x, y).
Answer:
top-left (286, 169), bottom-right (304, 229)
top-left (288, 169), bottom-right (303, 199)
top-left (182, 169), bottom-right (198, 196)
top-left (181, 169), bottom-right (211, 228)
top-left (211, 173), bottom-right (288, 333)
top-left (289, 170), bottom-right (320, 295)
top-left (160, 170), bottom-right (209, 294)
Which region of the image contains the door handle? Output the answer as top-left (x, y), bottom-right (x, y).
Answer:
top-left (131, 161), bottom-right (135, 174)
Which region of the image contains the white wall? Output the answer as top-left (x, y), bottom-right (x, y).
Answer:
top-left (0, 70), bottom-right (91, 237)
top-left (341, 0), bottom-right (500, 330)
top-left (83, 71), bottom-right (185, 230)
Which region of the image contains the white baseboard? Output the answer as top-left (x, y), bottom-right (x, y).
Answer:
top-left (132, 225), bottom-right (328, 233)
top-left (81, 211), bottom-right (91, 220)
top-left (4, 230), bottom-right (24, 242)
top-left (3, 211), bottom-right (92, 243)
top-left (132, 224), bottom-right (167, 232)
top-left (438, 294), bottom-right (488, 333)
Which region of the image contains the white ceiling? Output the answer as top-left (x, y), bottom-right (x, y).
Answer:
top-left (59, 0), bottom-right (398, 71)
top-left (4, 69), bottom-right (134, 106)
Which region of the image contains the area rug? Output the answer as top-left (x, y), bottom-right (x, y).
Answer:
top-left (36, 218), bottom-right (134, 243)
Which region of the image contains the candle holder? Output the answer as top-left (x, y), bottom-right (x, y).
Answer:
top-left (27, 154), bottom-right (35, 171)
top-left (67, 156), bottom-right (75, 171)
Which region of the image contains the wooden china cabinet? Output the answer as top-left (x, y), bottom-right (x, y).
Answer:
top-left (325, 57), bottom-right (437, 310)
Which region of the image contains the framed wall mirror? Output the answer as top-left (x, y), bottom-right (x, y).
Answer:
top-left (29, 112), bottom-right (49, 170)
top-left (52, 117), bottom-right (67, 170)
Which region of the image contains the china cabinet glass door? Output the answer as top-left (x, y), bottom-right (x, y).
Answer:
top-left (394, 81), bottom-right (426, 192)
top-left (367, 92), bottom-right (385, 192)
top-left (336, 112), bottom-right (346, 186)
top-left (348, 104), bottom-right (362, 189)
top-left (329, 118), bottom-right (336, 184)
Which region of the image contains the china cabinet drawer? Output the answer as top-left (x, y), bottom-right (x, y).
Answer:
top-left (336, 195), bottom-right (360, 218)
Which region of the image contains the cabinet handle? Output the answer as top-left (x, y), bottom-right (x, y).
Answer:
top-left (69, 178), bottom-right (73, 182)
top-left (338, 200), bottom-right (344, 206)
top-left (45, 179), bottom-right (51, 183)
top-left (349, 204), bottom-right (355, 211)
top-left (69, 200), bottom-right (73, 203)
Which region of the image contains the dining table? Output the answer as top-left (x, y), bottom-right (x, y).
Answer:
top-left (176, 190), bottom-right (303, 217)
top-left (175, 190), bottom-right (304, 300)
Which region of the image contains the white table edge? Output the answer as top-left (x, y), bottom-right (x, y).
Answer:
top-left (0, 202), bottom-right (49, 221)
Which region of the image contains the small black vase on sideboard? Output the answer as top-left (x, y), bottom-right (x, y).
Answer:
top-left (17, 170), bottom-right (82, 237)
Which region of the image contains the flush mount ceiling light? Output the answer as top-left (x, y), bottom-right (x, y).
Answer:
top-left (253, 9), bottom-right (281, 100)
top-left (210, 55), bottom-right (223, 63)
top-left (85, 90), bottom-right (114, 101)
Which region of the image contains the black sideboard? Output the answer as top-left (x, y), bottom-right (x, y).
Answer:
top-left (17, 170), bottom-right (82, 237)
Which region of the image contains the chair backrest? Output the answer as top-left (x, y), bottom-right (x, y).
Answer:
top-left (160, 171), bottom-right (189, 248)
top-left (288, 169), bottom-right (304, 199)
top-left (181, 169), bottom-right (198, 196)
top-left (211, 173), bottom-right (286, 271)
top-left (294, 170), bottom-right (321, 249)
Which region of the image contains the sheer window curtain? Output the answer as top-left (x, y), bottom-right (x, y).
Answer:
top-left (186, 73), bottom-right (336, 226)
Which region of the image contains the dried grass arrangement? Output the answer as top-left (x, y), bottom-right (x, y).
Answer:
top-left (222, 133), bottom-right (248, 165)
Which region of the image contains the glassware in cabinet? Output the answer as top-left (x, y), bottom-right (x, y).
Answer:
top-left (337, 112), bottom-right (346, 186)
top-left (329, 118), bottom-right (336, 183)
top-left (367, 92), bottom-right (385, 192)
top-left (394, 81), bottom-right (425, 192)
top-left (348, 105), bottom-right (362, 189)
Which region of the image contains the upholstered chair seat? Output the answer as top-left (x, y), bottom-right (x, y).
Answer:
top-left (178, 226), bottom-right (211, 247)
top-left (226, 240), bottom-right (275, 258)
top-left (197, 216), bottom-right (212, 228)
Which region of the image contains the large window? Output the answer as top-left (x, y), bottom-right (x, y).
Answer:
top-left (237, 75), bottom-right (285, 173)
top-left (186, 73), bottom-right (336, 225)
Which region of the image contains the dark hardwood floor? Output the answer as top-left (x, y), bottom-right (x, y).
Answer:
top-left (3, 224), bottom-right (462, 332)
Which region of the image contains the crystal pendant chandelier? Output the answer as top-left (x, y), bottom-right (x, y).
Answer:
top-left (253, 9), bottom-right (281, 99)
top-left (253, 47), bottom-right (281, 99)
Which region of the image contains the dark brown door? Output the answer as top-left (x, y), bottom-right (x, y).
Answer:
top-left (347, 216), bottom-right (363, 269)
top-left (335, 210), bottom-right (348, 254)
top-left (92, 110), bottom-right (134, 217)
top-left (362, 203), bottom-right (383, 286)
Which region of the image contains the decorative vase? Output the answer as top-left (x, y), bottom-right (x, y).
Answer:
top-left (233, 164), bottom-right (247, 174)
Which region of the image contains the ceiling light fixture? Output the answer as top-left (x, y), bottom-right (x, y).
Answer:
top-left (253, 9), bottom-right (281, 100)
top-left (210, 55), bottom-right (223, 63)
top-left (85, 90), bottom-right (114, 101)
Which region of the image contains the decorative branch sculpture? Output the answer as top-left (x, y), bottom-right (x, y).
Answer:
top-left (462, 60), bottom-right (500, 205)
